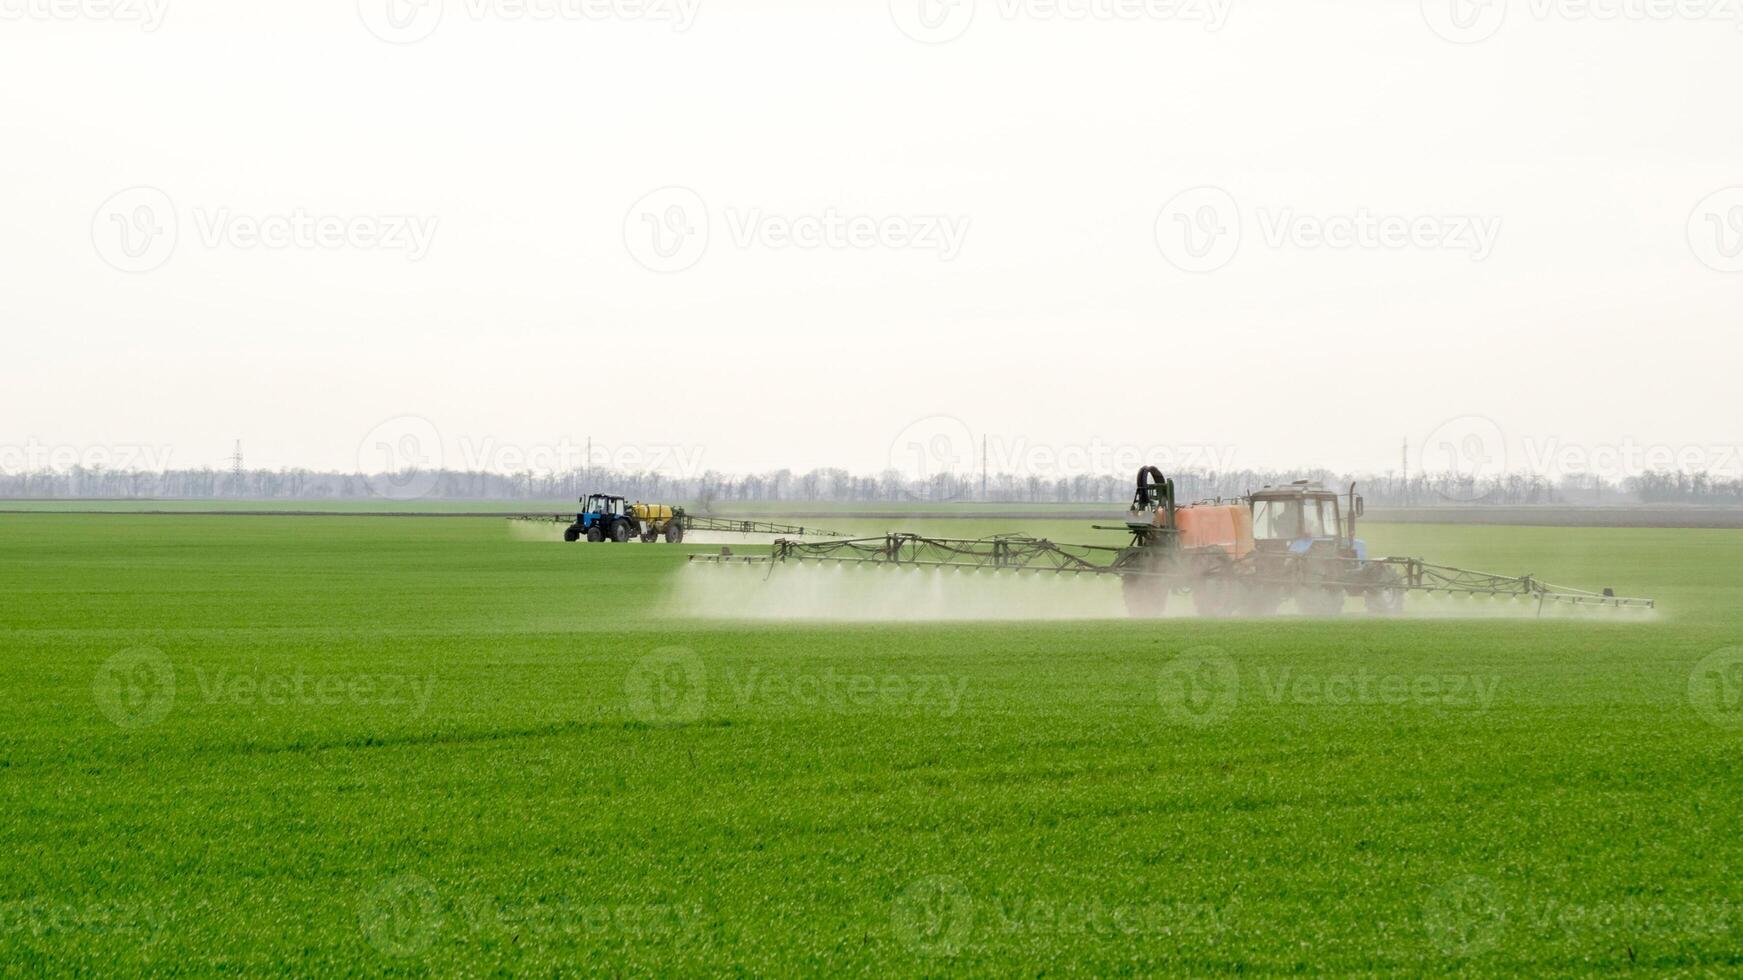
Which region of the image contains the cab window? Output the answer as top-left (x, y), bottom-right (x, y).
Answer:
top-left (1252, 499), bottom-right (1301, 539)
top-left (1303, 499), bottom-right (1338, 538)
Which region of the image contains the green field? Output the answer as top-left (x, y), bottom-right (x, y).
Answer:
top-left (3, 514), bottom-right (1741, 974)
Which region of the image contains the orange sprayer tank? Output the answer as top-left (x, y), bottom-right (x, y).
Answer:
top-left (1174, 504), bottom-right (1254, 558)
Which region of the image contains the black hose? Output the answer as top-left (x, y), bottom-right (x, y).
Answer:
top-left (1134, 466), bottom-right (1167, 510)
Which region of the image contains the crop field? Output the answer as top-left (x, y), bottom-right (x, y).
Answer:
top-left (3, 514), bottom-right (1742, 974)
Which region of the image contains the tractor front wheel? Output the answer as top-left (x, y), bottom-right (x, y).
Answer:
top-left (1364, 566), bottom-right (1406, 615)
top-left (562, 525), bottom-right (581, 542)
top-left (1122, 574), bottom-right (1169, 618)
top-left (1192, 575), bottom-right (1240, 617)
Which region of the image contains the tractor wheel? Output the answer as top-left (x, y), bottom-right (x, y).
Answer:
top-left (562, 525), bottom-right (581, 543)
top-left (1192, 575), bottom-right (1240, 617)
top-left (1240, 584), bottom-right (1284, 616)
top-left (1121, 574), bottom-right (1169, 618)
top-left (1296, 585), bottom-right (1345, 617)
top-left (585, 526), bottom-right (604, 543)
top-left (665, 524), bottom-right (684, 544)
top-left (1364, 566), bottom-right (1406, 615)
top-left (610, 520), bottom-right (632, 543)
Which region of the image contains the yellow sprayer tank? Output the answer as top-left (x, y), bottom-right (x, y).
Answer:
top-left (631, 503), bottom-right (675, 523)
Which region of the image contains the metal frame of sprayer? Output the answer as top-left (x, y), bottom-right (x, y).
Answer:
top-left (688, 467), bottom-right (1654, 617)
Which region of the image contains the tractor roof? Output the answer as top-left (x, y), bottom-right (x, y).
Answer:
top-left (1251, 481), bottom-right (1336, 500)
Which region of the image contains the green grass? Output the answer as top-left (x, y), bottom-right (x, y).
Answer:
top-left (2, 515), bottom-right (1740, 974)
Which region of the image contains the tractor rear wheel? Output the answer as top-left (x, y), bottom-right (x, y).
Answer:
top-left (1192, 575), bottom-right (1240, 617)
top-left (1121, 574), bottom-right (1169, 617)
top-left (610, 520), bottom-right (632, 543)
top-left (585, 526), bottom-right (604, 543)
top-left (1240, 584), bottom-right (1284, 616)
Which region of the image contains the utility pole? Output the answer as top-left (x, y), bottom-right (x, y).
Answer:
top-left (981, 437), bottom-right (987, 501)
top-left (229, 439), bottom-right (244, 496)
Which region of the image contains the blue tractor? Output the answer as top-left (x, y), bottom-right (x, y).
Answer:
top-left (562, 493), bottom-right (642, 544)
top-left (1246, 480), bottom-right (1401, 615)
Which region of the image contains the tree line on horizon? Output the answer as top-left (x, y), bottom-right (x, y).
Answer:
top-left (3, 465), bottom-right (1741, 506)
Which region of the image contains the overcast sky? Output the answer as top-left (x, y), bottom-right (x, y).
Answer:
top-left (4, 1), bottom-right (1739, 485)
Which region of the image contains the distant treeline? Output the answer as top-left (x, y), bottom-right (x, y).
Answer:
top-left (5, 466), bottom-right (1743, 506)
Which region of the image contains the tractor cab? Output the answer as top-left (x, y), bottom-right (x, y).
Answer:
top-left (580, 494), bottom-right (629, 520)
top-left (1249, 481), bottom-right (1367, 560)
